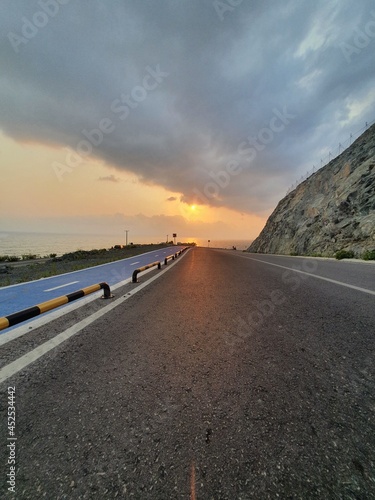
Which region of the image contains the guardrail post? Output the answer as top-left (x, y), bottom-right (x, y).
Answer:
top-left (99, 282), bottom-right (114, 299)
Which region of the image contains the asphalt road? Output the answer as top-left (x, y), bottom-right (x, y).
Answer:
top-left (1, 248), bottom-right (374, 499)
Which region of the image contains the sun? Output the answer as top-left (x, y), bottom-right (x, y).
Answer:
top-left (178, 201), bottom-right (202, 221)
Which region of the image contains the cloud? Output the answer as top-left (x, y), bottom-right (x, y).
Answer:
top-left (98, 175), bottom-right (120, 183)
top-left (166, 196), bottom-right (177, 202)
top-left (0, 0), bottom-right (374, 214)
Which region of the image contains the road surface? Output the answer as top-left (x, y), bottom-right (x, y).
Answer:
top-left (1, 248), bottom-right (374, 498)
top-left (0, 246), bottom-right (186, 332)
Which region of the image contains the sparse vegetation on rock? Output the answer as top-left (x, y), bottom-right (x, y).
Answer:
top-left (362, 249), bottom-right (375, 260)
top-left (335, 249), bottom-right (355, 260)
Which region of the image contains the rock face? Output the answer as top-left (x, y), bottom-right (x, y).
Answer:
top-left (248, 123), bottom-right (375, 256)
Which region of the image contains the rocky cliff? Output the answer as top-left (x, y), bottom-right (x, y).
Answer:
top-left (248, 123), bottom-right (375, 256)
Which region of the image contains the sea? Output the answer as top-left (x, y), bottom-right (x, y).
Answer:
top-left (0, 232), bottom-right (252, 258)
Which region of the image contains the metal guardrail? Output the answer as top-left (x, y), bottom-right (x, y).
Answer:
top-left (164, 254), bottom-right (175, 265)
top-left (132, 261), bottom-right (161, 283)
top-left (0, 282), bottom-right (113, 331)
top-left (174, 249), bottom-right (183, 259)
top-left (132, 247), bottom-right (189, 282)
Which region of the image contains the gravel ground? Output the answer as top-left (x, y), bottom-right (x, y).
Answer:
top-left (0, 245), bottom-right (173, 287)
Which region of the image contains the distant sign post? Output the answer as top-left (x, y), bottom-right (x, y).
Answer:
top-left (173, 233), bottom-right (177, 245)
top-left (208, 239), bottom-right (210, 248)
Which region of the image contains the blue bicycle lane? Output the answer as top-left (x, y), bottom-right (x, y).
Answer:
top-left (0, 247), bottom-right (185, 326)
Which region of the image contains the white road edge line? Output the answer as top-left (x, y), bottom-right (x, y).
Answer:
top-left (235, 254), bottom-right (375, 296)
top-left (0, 249), bottom-right (189, 384)
top-left (44, 281), bottom-right (79, 292)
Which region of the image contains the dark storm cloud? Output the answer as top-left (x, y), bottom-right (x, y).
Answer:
top-left (1, 0), bottom-right (374, 214)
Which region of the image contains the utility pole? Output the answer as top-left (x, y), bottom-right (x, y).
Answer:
top-left (125, 229), bottom-right (129, 246)
top-left (167, 234), bottom-right (169, 243)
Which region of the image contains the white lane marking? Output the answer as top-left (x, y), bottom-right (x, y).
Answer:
top-left (44, 281), bottom-right (79, 292)
top-left (235, 254), bottom-right (375, 296)
top-left (129, 261), bottom-right (140, 266)
top-left (0, 249), bottom-right (190, 382)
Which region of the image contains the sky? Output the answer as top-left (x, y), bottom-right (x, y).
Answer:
top-left (1, 0), bottom-right (375, 243)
